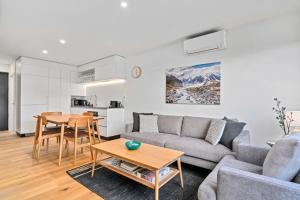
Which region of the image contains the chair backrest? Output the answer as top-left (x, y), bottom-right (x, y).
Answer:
top-left (83, 112), bottom-right (93, 116)
top-left (41, 112), bottom-right (62, 125)
top-left (41, 112), bottom-right (62, 116)
top-left (35, 115), bottom-right (47, 138)
top-left (68, 117), bottom-right (91, 129)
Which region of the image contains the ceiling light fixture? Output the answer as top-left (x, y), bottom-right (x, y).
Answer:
top-left (42, 50), bottom-right (48, 54)
top-left (59, 39), bottom-right (66, 44)
top-left (120, 1), bottom-right (128, 8)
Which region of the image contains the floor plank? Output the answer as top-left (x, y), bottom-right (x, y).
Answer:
top-left (0, 131), bottom-right (103, 200)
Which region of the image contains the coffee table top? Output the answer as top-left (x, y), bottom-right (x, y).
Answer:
top-left (92, 138), bottom-right (184, 170)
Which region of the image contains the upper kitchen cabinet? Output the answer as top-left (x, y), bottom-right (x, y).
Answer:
top-left (70, 71), bottom-right (86, 96)
top-left (78, 55), bottom-right (126, 83)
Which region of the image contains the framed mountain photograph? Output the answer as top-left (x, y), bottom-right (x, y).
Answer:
top-left (166, 62), bottom-right (221, 105)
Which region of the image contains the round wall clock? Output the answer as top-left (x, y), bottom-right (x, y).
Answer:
top-left (131, 66), bottom-right (142, 79)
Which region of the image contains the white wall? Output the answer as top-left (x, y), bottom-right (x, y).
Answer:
top-left (86, 84), bottom-right (126, 107)
top-left (125, 11), bottom-right (300, 145)
top-left (0, 64), bottom-right (9, 72)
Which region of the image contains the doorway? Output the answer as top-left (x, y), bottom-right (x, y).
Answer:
top-left (0, 72), bottom-right (8, 131)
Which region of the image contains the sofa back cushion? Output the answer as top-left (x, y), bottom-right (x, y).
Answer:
top-left (157, 115), bottom-right (183, 135)
top-left (263, 134), bottom-right (300, 181)
top-left (220, 117), bottom-right (246, 149)
top-left (139, 115), bottom-right (159, 133)
top-left (132, 112), bottom-right (153, 132)
top-left (181, 116), bottom-right (211, 139)
top-left (293, 171), bottom-right (300, 183)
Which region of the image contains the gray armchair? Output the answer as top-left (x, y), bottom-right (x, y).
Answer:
top-left (198, 143), bottom-right (300, 200)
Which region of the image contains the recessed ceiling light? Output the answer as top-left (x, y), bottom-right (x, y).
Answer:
top-left (59, 39), bottom-right (66, 44)
top-left (42, 50), bottom-right (48, 54)
top-left (121, 1), bottom-right (128, 8)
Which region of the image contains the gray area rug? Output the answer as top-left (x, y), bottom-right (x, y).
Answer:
top-left (67, 162), bottom-right (210, 200)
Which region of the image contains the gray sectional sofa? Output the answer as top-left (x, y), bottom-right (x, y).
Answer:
top-left (121, 114), bottom-right (300, 200)
top-left (198, 143), bottom-right (300, 200)
top-left (121, 115), bottom-right (249, 170)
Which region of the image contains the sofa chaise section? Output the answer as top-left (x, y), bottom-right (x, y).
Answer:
top-left (198, 142), bottom-right (300, 200)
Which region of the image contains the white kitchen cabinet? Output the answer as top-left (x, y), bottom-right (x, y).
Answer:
top-left (20, 105), bottom-right (48, 134)
top-left (48, 77), bottom-right (61, 111)
top-left (16, 57), bottom-right (85, 135)
top-left (70, 71), bottom-right (86, 96)
top-left (21, 74), bottom-right (49, 105)
top-left (21, 63), bottom-right (49, 77)
top-left (95, 56), bottom-right (125, 80)
top-left (78, 55), bottom-right (126, 83)
top-left (60, 70), bottom-right (71, 114)
top-left (49, 67), bottom-right (61, 78)
top-left (69, 107), bottom-right (124, 138)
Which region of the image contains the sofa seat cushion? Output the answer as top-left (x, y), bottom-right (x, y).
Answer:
top-left (198, 155), bottom-right (262, 200)
top-left (165, 137), bottom-right (234, 163)
top-left (121, 132), bottom-right (179, 147)
top-left (181, 116), bottom-right (212, 139)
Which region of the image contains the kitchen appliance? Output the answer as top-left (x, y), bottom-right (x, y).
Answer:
top-left (110, 101), bottom-right (121, 108)
top-left (72, 98), bottom-right (88, 106)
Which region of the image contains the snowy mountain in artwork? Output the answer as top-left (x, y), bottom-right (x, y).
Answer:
top-left (166, 62), bottom-right (221, 105)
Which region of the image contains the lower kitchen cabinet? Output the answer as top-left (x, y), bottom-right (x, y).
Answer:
top-left (70, 107), bottom-right (125, 138)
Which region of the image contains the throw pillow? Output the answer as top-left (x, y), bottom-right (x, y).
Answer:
top-left (132, 112), bottom-right (153, 132)
top-left (263, 135), bottom-right (300, 181)
top-left (205, 119), bottom-right (226, 145)
top-left (220, 117), bottom-right (246, 149)
top-left (139, 115), bottom-right (159, 133)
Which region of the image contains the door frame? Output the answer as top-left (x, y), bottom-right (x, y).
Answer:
top-left (0, 72), bottom-right (9, 131)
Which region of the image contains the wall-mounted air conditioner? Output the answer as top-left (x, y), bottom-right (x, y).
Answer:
top-left (183, 30), bottom-right (227, 54)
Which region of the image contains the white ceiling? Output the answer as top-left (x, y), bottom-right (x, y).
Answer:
top-left (0, 0), bottom-right (300, 66)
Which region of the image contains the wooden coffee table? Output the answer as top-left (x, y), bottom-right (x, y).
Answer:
top-left (91, 138), bottom-right (184, 200)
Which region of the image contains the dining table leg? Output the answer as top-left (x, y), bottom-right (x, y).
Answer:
top-left (58, 124), bottom-right (65, 166)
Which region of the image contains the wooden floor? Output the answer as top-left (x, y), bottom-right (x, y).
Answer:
top-left (0, 131), bottom-right (104, 200)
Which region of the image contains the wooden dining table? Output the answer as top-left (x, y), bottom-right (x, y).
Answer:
top-left (44, 114), bottom-right (103, 166)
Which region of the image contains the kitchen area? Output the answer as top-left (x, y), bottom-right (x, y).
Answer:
top-left (14, 55), bottom-right (126, 139)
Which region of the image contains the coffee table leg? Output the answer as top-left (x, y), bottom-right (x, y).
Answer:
top-left (155, 170), bottom-right (159, 200)
top-left (177, 158), bottom-right (184, 188)
top-left (91, 150), bottom-right (98, 177)
top-left (58, 124), bottom-right (65, 166)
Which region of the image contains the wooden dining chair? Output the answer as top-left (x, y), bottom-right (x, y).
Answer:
top-left (83, 112), bottom-right (101, 143)
top-left (41, 112), bottom-right (62, 145)
top-left (32, 115), bottom-right (61, 160)
top-left (64, 117), bottom-right (94, 164)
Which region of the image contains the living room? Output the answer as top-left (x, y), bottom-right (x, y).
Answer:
top-left (0, 0), bottom-right (300, 200)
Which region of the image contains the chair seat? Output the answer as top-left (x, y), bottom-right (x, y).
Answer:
top-left (44, 126), bottom-right (62, 132)
top-left (64, 131), bottom-right (88, 139)
top-left (42, 130), bottom-right (61, 135)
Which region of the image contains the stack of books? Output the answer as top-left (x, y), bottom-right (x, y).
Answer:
top-left (136, 167), bottom-right (170, 184)
top-left (120, 161), bottom-right (140, 172)
top-left (102, 157), bottom-right (172, 184)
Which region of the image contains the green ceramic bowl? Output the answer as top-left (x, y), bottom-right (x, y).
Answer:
top-left (125, 140), bottom-right (141, 150)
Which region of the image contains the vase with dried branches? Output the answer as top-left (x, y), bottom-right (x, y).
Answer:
top-left (272, 98), bottom-right (294, 135)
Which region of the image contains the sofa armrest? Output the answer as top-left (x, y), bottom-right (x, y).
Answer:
top-left (232, 130), bottom-right (250, 152)
top-left (217, 167), bottom-right (300, 200)
top-left (237, 143), bottom-right (270, 166)
top-left (125, 123), bottom-right (133, 133)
